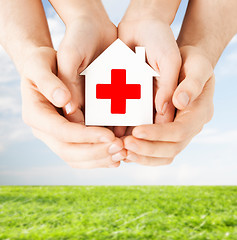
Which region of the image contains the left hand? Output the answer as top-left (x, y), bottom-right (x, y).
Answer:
top-left (114, 0), bottom-right (181, 137)
top-left (123, 46), bottom-right (215, 166)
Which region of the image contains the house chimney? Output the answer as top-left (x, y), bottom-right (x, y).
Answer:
top-left (135, 47), bottom-right (145, 62)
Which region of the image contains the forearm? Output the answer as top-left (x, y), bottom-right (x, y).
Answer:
top-left (125, 0), bottom-right (181, 24)
top-left (177, 0), bottom-right (237, 67)
top-left (49, 0), bottom-right (110, 26)
top-left (0, 0), bottom-right (52, 72)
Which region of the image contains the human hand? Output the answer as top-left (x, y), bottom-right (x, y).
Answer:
top-left (115, 0), bottom-right (181, 137)
top-left (21, 47), bottom-right (125, 169)
top-left (123, 46), bottom-right (214, 166)
top-left (54, 2), bottom-right (117, 118)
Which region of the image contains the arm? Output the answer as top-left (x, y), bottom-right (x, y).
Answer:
top-left (0, 0), bottom-right (52, 72)
top-left (0, 0), bottom-right (123, 168)
top-left (48, 0), bottom-right (117, 115)
top-left (177, 0), bottom-right (237, 67)
top-left (122, 0), bottom-right (181, 25)
top-left (124, 0), bottom-right (237, 166)
top-left (173, 0), bottom-right (237, 110)
top-left (49, 0), bottom-right (111, 26)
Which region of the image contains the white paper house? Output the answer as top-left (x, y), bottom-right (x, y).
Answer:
top-left (81, 39), bottom-right (159, 126)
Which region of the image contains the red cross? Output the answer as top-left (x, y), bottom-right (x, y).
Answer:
top-left (96, 69), bottom-right (141, 114)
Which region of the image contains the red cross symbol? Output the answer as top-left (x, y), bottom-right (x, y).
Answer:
top-left (96, 69), bottom-right (141, 114)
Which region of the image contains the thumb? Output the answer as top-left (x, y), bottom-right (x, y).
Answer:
top-left (172, 64), bottom-right (213, 111)
top-left (23, 47), bottom-right (72, 110)
top-left (173, 46), bottom-right (214, 110)
top-left (57, 38), bottom-right (86, 115)
top-left (33, 70), bottom-right (72, 109)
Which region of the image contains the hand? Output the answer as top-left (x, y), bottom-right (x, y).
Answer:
top-left (123, 46), bottom-right (214, 166)
top-left (21, 47), bottom-right (125, 169)
top-left (56, 9), bottom-right (117, 117)
top-left (115, 0), bottom-right (181, 137)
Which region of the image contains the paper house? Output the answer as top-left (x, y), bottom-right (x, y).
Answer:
top-left (80, 39), bottom-right (159, 126)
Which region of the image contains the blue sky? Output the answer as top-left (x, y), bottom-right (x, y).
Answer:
top-left (0, 0), bottom-right (237, 185)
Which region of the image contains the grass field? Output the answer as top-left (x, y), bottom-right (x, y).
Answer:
top-left (0, 186), bottom-right (236, 239)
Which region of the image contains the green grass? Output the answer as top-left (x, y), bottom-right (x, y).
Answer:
top-left (0, 186), bottom-right (236, 240)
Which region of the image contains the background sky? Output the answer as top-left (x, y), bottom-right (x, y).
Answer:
top-left (0, 0), bottom-right (237, 185)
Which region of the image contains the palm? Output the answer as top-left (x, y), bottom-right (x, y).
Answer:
top-left (113, 18), bottom-right (180, 138)
top-left (56, 18), bottom-right (117, 124)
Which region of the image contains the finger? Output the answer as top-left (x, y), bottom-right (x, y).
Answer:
top-left (66, 107), bottom-right (85, 124)
top-left (124, 136), bottom-right (188, 158)
top-left (32, 129), bottom-right (123, 161)
top-left (111, 149), bottom-right (127, 162)
top-left (113, 126), bottom-right (127, 138)
top-left (125, 126), bottom-right (134, 136)
top-left (33, 71), bottom-right (71, 108)
top-left (107, 126), bottom-right (114, 132)
top-left (33, 129), bottom-right (122, 169)
top-left (154, 50), bottom-right (181, 123)
top-left (57, 36), bottom-right (87, 115)
top-left (132, 110), bottom-right (203, 143)
top-left (126, 151), bottom-right (174, 166)
top-left (24, 48), bottom-right (71, 108)
top-left (132, 75), bottom-right (215, 142)
top-left (154, 101), bottom-right (175, 124)
top-left (172, 46), bottom-right (213, 110)
top-left (22, 81), bottom-right (115, 143)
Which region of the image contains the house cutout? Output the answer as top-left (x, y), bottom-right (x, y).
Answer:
top-left (81, 38), bottom-right (159, 126)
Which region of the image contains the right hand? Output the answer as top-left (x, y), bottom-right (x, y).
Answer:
top-left (21, 47), bottom-right (125, 169)
top-left (123, 45), bottom-right (215, 166)
top-left (172, 46), bottom-right (214, 110)
top-left (115, 1), bottom-right (182, 137)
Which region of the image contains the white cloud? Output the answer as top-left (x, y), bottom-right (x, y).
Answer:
top-left (0, 38), bottom-right (33, 153)
top-left (1, 159), bottom-right (236, 185)
top-left (0, 46), bottom-right (19, 83)
top-left (0, 96), bottom-right (21, 114)
top-left (193, 127), bottom-right (237, 144)
top-left (0, 144), bottom-right (5, 153)
top-left (0, 119), bottom-right (33, 153)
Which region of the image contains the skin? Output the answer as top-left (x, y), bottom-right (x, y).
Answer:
top-left (124, 0), bottom-right (237, 166)
top-left (115, 0), bottom-right (182, 137)
top-left (0, 0), bottom-right (125, 169)
top-left (124, 46), bottom-right (215, 165)
top-left (1, 0), bottom-right (236, 168)
top-left (48, 0), bottom-right (128, 166)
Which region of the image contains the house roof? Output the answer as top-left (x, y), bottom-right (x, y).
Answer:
top-left (80, 38), bottom-right (159, 77)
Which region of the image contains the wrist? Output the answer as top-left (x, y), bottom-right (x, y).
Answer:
top-left (49, 0), bottom-right (110, 27)
top-left (177, 37), bottom-right (221, 68)
top-left (127, 0), bottom-right (180, 25)
top-left (11, 44), bottom-right (52, 75)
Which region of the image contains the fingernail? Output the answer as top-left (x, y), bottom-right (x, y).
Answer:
top-left (100, 136), bottom-right (112, 143)
top-left (127, 153), bottom-right (138, 162)
top-left (125, 143), bottom-right (138, 152)
top-left (161, 102), bottom-right (168, 115)
top-left (53, 88), bottom-right (67, 106)
top-left (177, 92), bottom-right (189, 108)
top-left (65, 102), bottom-right (72, 114)
top-left (112, 152), bottom-right (124, 162)
top-left (108, 144), bottom-right (122, 154)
